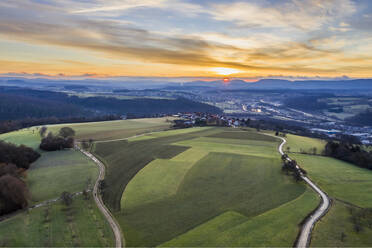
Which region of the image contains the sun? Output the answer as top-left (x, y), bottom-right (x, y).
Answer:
top-left (210, 67), bottom-right (241, 75)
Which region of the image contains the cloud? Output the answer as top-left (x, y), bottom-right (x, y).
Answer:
top-left (0, 0), bottom-right (371, 77)
top-left (68, 0), bottom-right (204, 17)
top-left (210, 0), bottom-right (356, 31)
top-left (70, 0), bottom-right (167, 14)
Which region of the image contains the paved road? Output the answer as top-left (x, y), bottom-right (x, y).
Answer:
top-left (276, 136), bottom-right (330, 248)
top-left (76, 145), bottom-right (124, 248)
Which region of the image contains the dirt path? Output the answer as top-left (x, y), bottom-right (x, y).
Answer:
top-left (0, 191), bottom-right (88, 223)
top-left (276, 136), bottom-right (330, 248)
top-left (76, 145), bottom-right (124, 248)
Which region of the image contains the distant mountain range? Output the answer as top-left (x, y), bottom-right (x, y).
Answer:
top-left (1, 76), bottom-right (372, 91)
top-left (175, 79), bottom-right (372, 91)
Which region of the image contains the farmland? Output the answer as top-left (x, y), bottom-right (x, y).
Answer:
top-left (0, 128), bottom-right (41, 150)
top-left (94, 127), bottom-right (319, 247)
top-left (0, 195), bottom-right (114, 247)
top-left (283, 134), bottom-right (326, 155)
top-left (283, 132), bottom-right (372, 247)
top-left (28, 150), bottom-right (98, 203)
top-left (161, 189), bottom-right (318, 247)
top-left (48, 117), bottom-right (173, 141)
top-left (291, 154), bottom-right (372, 207)
top-left (311, 200), bottom-right (372, 247)
top-left (0, 126), bottom-right (111, 246)
top-left (0, 129), bottom-right (98, 204)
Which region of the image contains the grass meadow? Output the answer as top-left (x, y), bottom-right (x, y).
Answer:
top-left (0, 128), bottom-right (41, 150)
top-left (28, 150), bottom-right (98, 203)
top-left (0, 129), bottom-right (98, 204)
top-left (47, 117), bottom-right (173, 141)
top-left (0, 126), bottom-right (110, 246)
top-left (161, 189), bottom-right (318, 247)
top-left (290, 154), bottom-right (372, 246)
top-left (283, 134), bottom-right (372, 246)
top-left (291, 154), bottom-right (372, 208)
top-left (311, 200), bottom-right (372, 247)
top-left (94, 128), bottom-right (319, 247)
top-left (283, 134), bottom-right (326, 155)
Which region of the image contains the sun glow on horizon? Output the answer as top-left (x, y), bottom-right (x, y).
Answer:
top-left (211, 67), bottom-right (241, 76)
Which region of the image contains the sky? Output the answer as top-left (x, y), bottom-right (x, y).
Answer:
top-left (0, 0), bottom-right (372, 79)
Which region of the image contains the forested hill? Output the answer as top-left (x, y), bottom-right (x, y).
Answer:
top-left (0, 87), bottom-right (221, 121)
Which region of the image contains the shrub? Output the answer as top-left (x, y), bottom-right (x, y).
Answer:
top-left (0, 174), bottom-right (28, 215)
top-left (0, 141), bottom-right (40, 169)
top-left (40, 133), bottom-right (74, 151)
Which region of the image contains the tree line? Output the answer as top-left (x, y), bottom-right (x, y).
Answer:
top-left (0, 86), bottom-right (221, 124)
top-left (0, 142), bottom-right (40, 215)
top-left (0, 115), bottom-right (120, 135)
top-left (324, 141), bottom-right (372, 170)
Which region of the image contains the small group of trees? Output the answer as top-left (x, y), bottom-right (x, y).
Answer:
top-left (0, 142), bottom-right (40, 215)
top-left (39, 127), bottom-right (75, 151)
top-left (281, 154), bottom-right (306, 181)
top-left (0, 171), bottom-right (29, 215)
top-left (324, 141), bottom-right (372, 170)
top-left (0, 141), bottom-right (40, 170)
top-left (275, 131), bottom-right (287, 137)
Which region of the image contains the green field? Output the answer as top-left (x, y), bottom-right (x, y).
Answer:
top-left (127, 127), bottom-right (213, 142)
top-left (93, 128), bottom-right (220, 210)
top-left (291, 154), bottom-right (372, 207)
top-left (28, 150), bottom-right (98, 203)
top-left (0, 195), bottom-right (114, 247)
top-left (0, 129), bottom-right (98, 204)
top-left (94, 128), bottom-right (319, 247)
top-left (0, 128), bottom-right (41, 150)
top-left (283, 134), bottom-right (326, 155)
top-left (282, 133), bottom-right (372, 247)
top-left (288, 153), bottom-right (372, 246)
top-left (47, 117), bottom-right (173, 141)
top-left (311, 200), bottom-right (372, 247)
top-left (0, 127), bottom-right (111, 246)
top-left (161, 189), bottom-right (318, 247)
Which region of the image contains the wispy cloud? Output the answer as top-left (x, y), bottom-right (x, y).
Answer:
top-left (70, 0), bottom-right (166, 14)
top-left (210, 0), bottom-right (356, 30)
top-left (0, 0), bottom-right (371, 77)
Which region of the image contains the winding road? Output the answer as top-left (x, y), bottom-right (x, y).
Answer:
top-left (277, 136), bottom-right (330, 248)
top-left (76, 132), bottom-right (328, 248)
top-left (76, 145), bottom-right (124, 248)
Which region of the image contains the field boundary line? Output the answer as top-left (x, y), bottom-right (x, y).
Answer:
top-left (93, 127), bottom-right (211, 143)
